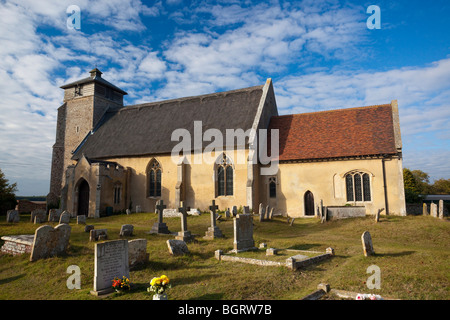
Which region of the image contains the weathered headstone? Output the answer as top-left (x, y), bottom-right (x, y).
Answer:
top-left (119, 224), bottom-right (134, 237)
top-left (128, 239), bottom-right (148, 269)
top-left (90, 229), bottom-right (108, 242)
top-left (175, 201), bottom-right (194, 242)
top-left (167, 239), bottom-right (189, 256)
top-left (361, 231), bottom-right (375, 257)
top-left (375, 208), bottom-right (384, 223)
top-left (34, 216), bottom-right (44, 224)
top-left (48, 209), bottom-right (62, 222)
top-left (269, 207), bottom-right (274, 220)
top-left (77, 215), bottom-right (86, 225)
top-left (91, 239), bottom-right (129, 296)
top-left (290, 218), bottom-right (295, 226)
top-left (30, 224), bottom-right (71, 262)
top-left (6, 210), bottom-right (20, 223)
top-left (266, 248), bottom-right (278, 256)
top-left (59, 211), bottom-right (71, 224)
top-left (265, 205), bottom-right (270, 220)
top-left (188, 208), bottom-right (201, 216)
top-left (321, 206), bottom-right (328, 223)
top-left (259, 203), bottom-right (265, 222)
top-left (126, 209), bottom-right (131, 215)
top-left (232, 214), bottom-right (257, 253)
top-left (204, 200), bottom-right (223, 239)
top-left (149, 200), bottom-right (171, 234)
top-left (430, 202), bottom-right (438, 218)
top-left (136, 205), bottom-right (141, 213)
top-left (438, 200), bottom-right (444, 219)
top-left (243, 206), bottom-right (250, 214)
top-left (30, 209), bottom-right (46, 223)
top-left (232, 206), bottom-right (238, 217)
top-left (423, 203), bottom-right (428, 215)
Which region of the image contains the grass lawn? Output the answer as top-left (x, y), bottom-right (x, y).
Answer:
top-left (0, 212), bottom-right (449, 300)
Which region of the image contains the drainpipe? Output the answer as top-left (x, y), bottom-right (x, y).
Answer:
top-left (381, 155), bottom-right (389, 215)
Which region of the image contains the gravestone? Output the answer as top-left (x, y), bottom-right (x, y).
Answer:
top-left (34, 216), bottom-right (44, 224)
top-left (6, 210), bottom-right (20, 223)
top-left (225, 208), bottom-right (231, 218)
top-left (167, 239), bottom-right (189, 256)
top-left (266, 248), bottom-right (278, 256)
top-left (48, 209), bottom-right (62, 222)
top-left (269, 207), bottom-right (274, 220)
top-left (119, 224), bottom-right (134, 237)
top-left (175, 201), bottom-right (194, 242)
top-left (361, 231), bottom-right (375, 257)
top-left (232, 206), bottom-right (238, 217)
top-left (204, 200), bottom-right (223, 240)
top-left (136, 205), bottom-right (141, 213)
top-left (30, 224), bottom-right (71, 262)
top-left (188, 208), bottom-right (201, 216)
top-left (265, 205), bottom-right (270, 220)
top-left (243, 206), bottom-right (250, 214)
top-left (91, 239), bottom-right (129, 296)
top-left (59, 211), bottom-right (71, 224)
top-left (126, 209), bottom-right (131, 215)
top-left (430, 203), bottom-right (438, 218)
top-left (259, 204), bottom-right (265, 222)
top-left (232, 214), bottom-right (257, 253)
top-left (290, 218), bottom-right (295, 226)
top-left (31, 209), bottom-right (46, 223)
top-left (149, 200), bottom-right (171, 234)
top-left (128, 239), bottom-right (148, 269)
top-left (423, 203), bottom-right (428, 215)
top-left (375, 208), bottom-right (384, 223)
top-left (90, 229), bottom-right (108, 242)
top-left (438, 200), bottom-right (444, 219)
top-left (77, 215), bottom-right (86, 225)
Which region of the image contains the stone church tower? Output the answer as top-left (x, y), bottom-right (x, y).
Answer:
top-left (47, 68), bottom-right (127, 208)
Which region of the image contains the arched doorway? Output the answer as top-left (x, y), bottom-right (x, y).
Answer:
top-left (304, 191), bottom-right (315, 216)
top-left (77, 179), bottom-right (90, 216)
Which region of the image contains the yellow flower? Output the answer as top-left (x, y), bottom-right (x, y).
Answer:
top-left (150, 277), bottom-right (158, 286)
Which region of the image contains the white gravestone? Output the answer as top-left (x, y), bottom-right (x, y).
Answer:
top-left (92, 239), bottom-right (129, 296)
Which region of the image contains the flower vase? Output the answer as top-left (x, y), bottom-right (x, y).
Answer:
top-left (153, 293), bottom-right (168, 300)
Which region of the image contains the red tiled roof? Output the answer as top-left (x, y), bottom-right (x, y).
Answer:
top-left (268, 104), bottom-right (398, 161)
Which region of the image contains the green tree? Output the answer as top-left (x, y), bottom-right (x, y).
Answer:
top-left (411, 169), bottom-right (433, 194)
top-left (403, 168), bottom-right (420, 203)
top-left (0, 168), bottom-right (17, 215)
top-left (432, 179), bottom-right (450, 194)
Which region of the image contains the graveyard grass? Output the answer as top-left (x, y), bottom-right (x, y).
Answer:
top-left (0, 213), bottom-right (449, 300)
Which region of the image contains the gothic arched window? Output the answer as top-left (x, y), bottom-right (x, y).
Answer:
top-left (345, 171), bottom-right (371, 202)
top-left (147, 159), bottom-right (162, 197)
top-left (216, 153), bottom-right (233, 196)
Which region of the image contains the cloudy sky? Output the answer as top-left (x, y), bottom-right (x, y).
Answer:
top-left (0, 0), bottom-right (449, 196)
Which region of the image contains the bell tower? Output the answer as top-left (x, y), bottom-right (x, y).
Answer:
top-left (47, 68), bottom-right (127, 209)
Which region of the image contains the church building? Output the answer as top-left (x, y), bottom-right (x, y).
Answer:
top-left (47, 68), bottom-right (406, 218)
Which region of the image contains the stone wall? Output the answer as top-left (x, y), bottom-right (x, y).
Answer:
top-left (16, 200), bottom-right (46, 214)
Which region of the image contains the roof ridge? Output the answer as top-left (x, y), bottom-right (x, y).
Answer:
top-left (121, 84), bottom-right (265, 112)
top-left (275, 103), bottom-right (392, 118)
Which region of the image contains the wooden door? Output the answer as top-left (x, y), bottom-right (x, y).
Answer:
top-left (304, 191), bottom-right (314, 216)
top-left (78, 180), bottom-right (90, 216)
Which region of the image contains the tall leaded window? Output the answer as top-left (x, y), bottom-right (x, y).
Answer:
top-left (346, 171), bottom-right (371, 202)
top-left (148, 159), bottom-right (162, 197)
top-left (269, 177), bottom-right (277, 198)
top-left (113, 183), bottom-right (122, 204)
top-left (217, 153), bottom-right (233, 196)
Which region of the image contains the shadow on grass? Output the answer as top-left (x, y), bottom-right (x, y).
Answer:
top-left (287, 243), bottom-right (323, 250)
top-left (375, 251), bottom-right (415, 257)
top-left (0, 274), bottom-right (25, 285)
top-left (190, 292), bottom-right (225, 300)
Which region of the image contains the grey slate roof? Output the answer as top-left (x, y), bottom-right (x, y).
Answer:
top-left (60, 75), bottom-right (128, 95)
top-left (72, 85), bottom-right (264, 160)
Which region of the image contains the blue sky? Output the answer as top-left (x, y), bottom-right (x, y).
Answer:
top-left (0, 0), bottom-right (449, 196)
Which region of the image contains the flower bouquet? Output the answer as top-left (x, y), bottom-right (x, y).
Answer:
top-left (148, 275), bottom-right (171, 300)
top-left (356, 293), bottom-right (383, 300)
top-left (112, 276), bottom-right (131, 293)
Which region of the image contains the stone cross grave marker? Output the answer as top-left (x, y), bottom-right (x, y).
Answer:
top-left (204, 200), bottom-right (223, 239)
top-left (6, 210), bottom-right (19, 223)
top-left (361, 231), bottom-right (375, 257)
top-left (175, 201), bottom-right (193, 242)
top-left (91, 239), bottom-right (129, 296)
top-left (149, 200), bottom-right (171, 234)
top-left (30, 224), bottom-right (71, 262)
top-left (232, 213), bottom-right (257, 253)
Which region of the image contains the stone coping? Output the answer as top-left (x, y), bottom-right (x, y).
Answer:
top-left (1, 235), bottom-right (35, 246)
